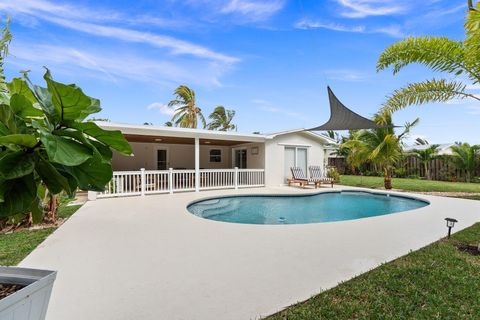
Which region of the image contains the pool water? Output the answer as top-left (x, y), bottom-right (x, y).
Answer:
top-left (187, 191), bottom-right (429, 225)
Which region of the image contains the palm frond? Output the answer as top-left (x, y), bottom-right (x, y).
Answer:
top-left (381, 79), bottom-right (477, 113)
top-left (0, 18), bottom-right (12, 95)
top-left (376, 36), bottom-right (474, 79)
top-left (464, 3), bottom-right (480, 82)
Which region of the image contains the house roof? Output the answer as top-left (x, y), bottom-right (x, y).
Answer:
top-left (96, 121), bottom-right (267, 143)
top-left (97, 122), bottom-right (338, 146)
top-left (404, 143), bottom-right (456, 156)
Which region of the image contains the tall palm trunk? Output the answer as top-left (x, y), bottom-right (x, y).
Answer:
top-left (424, 162), bottom-right (430, 180)
top-left (383, 167), bottom-right (392, 189)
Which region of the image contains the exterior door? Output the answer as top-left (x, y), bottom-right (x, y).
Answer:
top-left (234, 149), bottom-right (247, 169)
top-left (284, 147), bottom-right (308, 182)
top-left (157, 149), bottom-right (168, 170)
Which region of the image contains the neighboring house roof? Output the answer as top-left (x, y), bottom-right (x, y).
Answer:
top-left (404, 143), bottom-right (456, 156)
top-left (97, 122), bottom-right (338, 145)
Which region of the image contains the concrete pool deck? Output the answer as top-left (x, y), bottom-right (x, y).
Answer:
top-left (20, 186), bottom-right (480, 320)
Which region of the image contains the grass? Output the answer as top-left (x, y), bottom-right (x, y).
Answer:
top-left (266, 223), bottom-right (480, 320)
top-left (0, 202), bottom-right (82, 266)
top-left (340, 175), bottom-right (480, 193)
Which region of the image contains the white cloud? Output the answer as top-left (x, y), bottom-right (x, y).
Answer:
top-left (251, 99), bottom-right (310, 121)
top-left (147, 102), bottom-right (176, 116)
top-left (465, 105), bottom-right (480, 115)
top-left (324, 70), bottom-right (368, 82)
top-left (220, 0), bottom-right (285, 21)
top-left (1, 0), bottom-right (238, 64)
top-left (336, 0), bottom-right (406, 18)
top-left (295, 19), bottom-right (365, 32)
top-left (295, 19), bottom-right (404, 38)
top-left (9, 42), bottom-right (229, 87)
top-left (45, 16), bottom-right (238, 64)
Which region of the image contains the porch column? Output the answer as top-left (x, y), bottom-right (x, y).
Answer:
top-left (195, 137), bottom-right (200, 192)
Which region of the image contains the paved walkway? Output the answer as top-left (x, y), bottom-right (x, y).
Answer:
top-left (20, 187), bottom-right (480, 320)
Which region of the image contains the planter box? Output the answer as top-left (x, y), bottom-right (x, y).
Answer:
top-left (0, 267), bottom-right (56, 320)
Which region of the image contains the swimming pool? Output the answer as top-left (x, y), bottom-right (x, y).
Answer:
top-left (187, 191), bottom-right (429, 225)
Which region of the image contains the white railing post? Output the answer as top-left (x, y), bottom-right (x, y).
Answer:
top-left (140, 168), bottom-right (146, 196)
top-left (195, 137), bottom-right (200, 192)
top-left (168, 168), bottom-right (174, 194)
top-left (87, 191), bottom-right (97, 201)
top-left (234, 167), bottom-right (239, 189)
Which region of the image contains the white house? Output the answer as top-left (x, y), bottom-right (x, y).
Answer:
top-left (94, 122), bottom-right (337, 198)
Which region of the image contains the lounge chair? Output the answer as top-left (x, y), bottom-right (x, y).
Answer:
top-left (308, 165), bottom-right (336, 188)
top-left (288, 167), bottom-right (321, 188)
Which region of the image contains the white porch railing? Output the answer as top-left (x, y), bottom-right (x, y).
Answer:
top-left (95, 168), bottom-right (265, 199)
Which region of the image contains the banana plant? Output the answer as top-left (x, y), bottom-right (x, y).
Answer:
top-left (0, 23), bottom-right (132, 222)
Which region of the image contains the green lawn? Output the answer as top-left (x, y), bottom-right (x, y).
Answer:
top-left (265, 223), bottom-right (480, 320)
top-left (340, 175), bottom-right (480, 193)
top-left (0, 203), bottom-right (81, 266)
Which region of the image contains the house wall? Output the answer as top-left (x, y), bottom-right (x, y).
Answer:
top-left (112, 142), bottom-right (233, 170)
top-left (231, 143), bottom-right (265, 169)
top-left (265, 132), bottom-right (328, 186)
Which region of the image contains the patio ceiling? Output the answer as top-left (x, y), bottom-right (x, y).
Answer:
top-left (124, 134), bottom-right (249, 146)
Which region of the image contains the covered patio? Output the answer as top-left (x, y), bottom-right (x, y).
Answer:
top-left (94, 122), bottom-right (266, 198)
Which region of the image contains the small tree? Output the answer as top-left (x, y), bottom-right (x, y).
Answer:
top-left (411, 145), bottom-right (439, 180)
top-left (0, 23), bottom-right (132, 222)
top-left (342, 113), bottom-right (418, 189)
top-left (450, 143), bottom-right (480, 182)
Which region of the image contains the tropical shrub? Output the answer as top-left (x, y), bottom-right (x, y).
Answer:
top-left (326, 167), bottom-right (340, 181)
top-left (341, 113), bottom-right (418, 189)
top-left (450, 143), bottom-right (480, 182)
top-left (0, 23), bottom-right (132, 222)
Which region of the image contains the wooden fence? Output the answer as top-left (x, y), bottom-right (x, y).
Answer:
top-left (328, 156), bottom-right (480, 182)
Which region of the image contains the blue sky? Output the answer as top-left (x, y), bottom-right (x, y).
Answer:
top-left (1, 0), bottom-right (477, 144)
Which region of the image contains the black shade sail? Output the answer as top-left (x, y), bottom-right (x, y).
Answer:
top-left (308, 86), bottom-right (384, 131)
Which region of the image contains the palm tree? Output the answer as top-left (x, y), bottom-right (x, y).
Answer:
top-left (450, 143), bottom-right (480, 182)
top-left (164, 121), bottom-right (173, 127)
top-left (377, 2), bottom-right (480, 113)
top-left (168, 85), bottom-right (206, 129)
top-left (342, 114), bottom-right (418, 189)
top-left (415, 137), bottom-right (429, 145)
top-left (321, 130), bottom-right (341, 143)
top-left (207, 106), bottom-right (237, 131)
top-left (411, 145), bottom-right (439, 180)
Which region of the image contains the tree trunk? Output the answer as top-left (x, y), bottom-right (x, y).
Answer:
top-left (466, 171), bottom-right (471, 183)
top-left (424, 162), bottom-right (430, 180)
top-left (384, 167), bottom-right (392, 189)
top-left (44, 194), bottom-right (58, 223)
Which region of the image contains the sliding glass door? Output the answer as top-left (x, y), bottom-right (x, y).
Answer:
top-left (284, 147), bottom-right (308, 182)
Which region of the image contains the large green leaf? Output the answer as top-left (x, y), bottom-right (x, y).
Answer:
top-left (35, 155), bottom-right (72, 194)
top-left (0, 151), bottom-right (35, 180)
top-left (7, 78), bottom-right (37, 103)
top-left (10, 93), bottom-right (44, 118)
top-left (40, 131), bottom-right (93, 166)
top-left (0, 174), bottom-right (37, 218)
top-left (90, 140), bottom-right (113, 162)
top-left (64, 155), bottom-right (113, 191)
top-left (44, 70), bottom-right (101, 122)
top-left (0, 134), bottom-right (37, 148)
top-left (31, 84), bottom-right (57, 122)
top-left (68, 121), bottom-right (133, 155)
